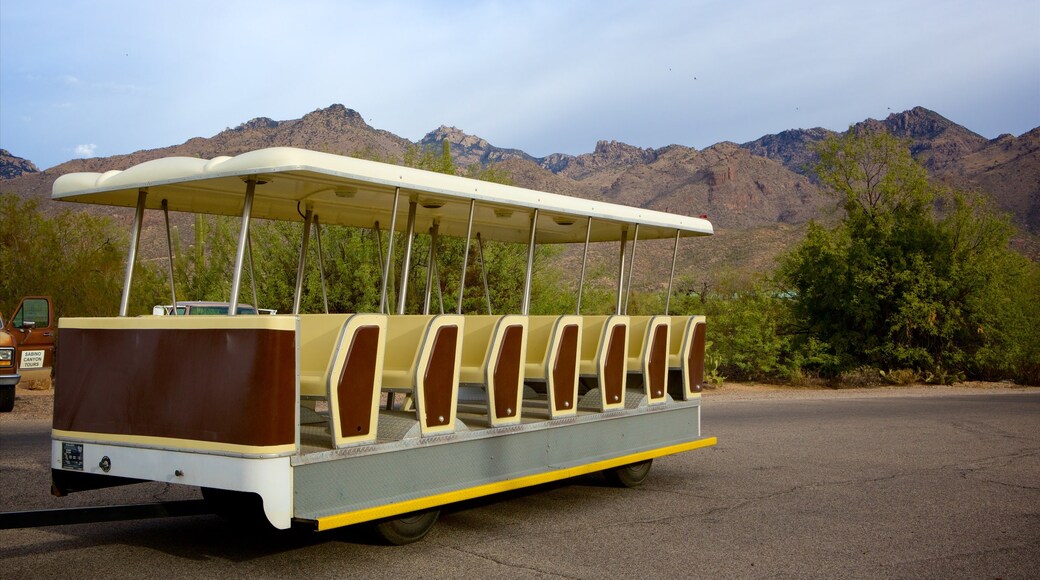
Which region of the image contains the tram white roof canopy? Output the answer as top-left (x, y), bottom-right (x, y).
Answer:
top-left (52, 147), bottom-right (713, 243)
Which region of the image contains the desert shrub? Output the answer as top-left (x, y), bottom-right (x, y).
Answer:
top-left (880, 368), bottom-right (920, 385)
top-left (684, 277), bottom-right (794, 382)
top-left (837, 366), bottom-right (884, 388)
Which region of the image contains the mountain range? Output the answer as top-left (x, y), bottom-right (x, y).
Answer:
top-left (1, 104), bottom-right (1037, 288)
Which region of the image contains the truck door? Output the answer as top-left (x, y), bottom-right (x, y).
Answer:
top-left (5, 296), bottom-right (56, 372)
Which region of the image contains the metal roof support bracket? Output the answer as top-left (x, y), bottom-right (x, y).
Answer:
top-left (229, 179), bottom-right (257, 315)
top-left (119, 188), bottom-right (148, 317)
top-left (379, 188), bottom-right (402, 314)
top-left (292, 206), bottom-right (313, 315)
top-left (624, 224), bottom-right (640, 315)
top-left (615, 226), bottom-right (629, 315)
top-left (396, 200), bottom-right (418, 315)
top-left (521, 209), bottom-right (539, 316)
top-left (665, 229), bottom-right (681, 315)
top-left (576, 217), bottom-right (593, 315)
top-left (457, 200), bottom-right (476, 314)
top-left (161, 198), bottom-right (178, 315)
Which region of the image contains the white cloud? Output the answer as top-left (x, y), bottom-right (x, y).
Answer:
top-left (59, 74), bottom-right (81, 85)
top-left (74, 143), bottom-right (96, 157)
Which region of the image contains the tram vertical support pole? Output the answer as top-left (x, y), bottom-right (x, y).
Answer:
top-left (665, 229), bottom-right (681, 315)
top-left (247, 228), bottom-right (259, 314)
top-left (423, 221), bottom-right (439, 315)
top-left (374, 221), bottom-right (385, 306)
top-left (229, 179), bottom-right (256, 316)
top-left (380, 188), bottom-right (401, 315)
top-left (521, 209), bottom-right (539, 316)
top-left (119, 189), bottom-right (148, 317)
top-left (161, 198), bottom-right (178, 315)
top-left (314, 215), bottom-right (329, 314)
top-left (615, 226), bottom-right (629, 315)
top-left (292, 207), bottom-right (313, 315)
top-left (477, 233), bottom-right (492, 315)
top-left (434, 252), bottom-right (444, 314)
top-left (396, 200), bottom-right (418, 315)
top-left (576, 217), bottom-right (592, 315)
top-left (457, 200), bottom-right (476, 314)
top-left (624, 224), bottom-right (639, 315)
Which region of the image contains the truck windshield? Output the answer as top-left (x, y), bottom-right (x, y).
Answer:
top-left (187, 305), bottom-right (258, 315)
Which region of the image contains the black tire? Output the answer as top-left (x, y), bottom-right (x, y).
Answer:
top-left (603, 459), bottom-right (653, 487)
top-left (370, 510), bottom-right (440, 545)
top-left (0, 385), bottom-right (14, 413)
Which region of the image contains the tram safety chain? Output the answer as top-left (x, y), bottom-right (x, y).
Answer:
top-left (0, 499), bottom-right (212, 529)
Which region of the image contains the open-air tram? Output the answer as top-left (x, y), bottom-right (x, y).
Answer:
top-left (48, 147), bottom-right (715, 543)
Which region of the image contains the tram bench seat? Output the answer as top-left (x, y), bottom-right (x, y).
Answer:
top-left (524, 315), bottom-right (581, 417)
top-left (298, 313), bottom-right (353, 398)
top-left (381, 314), bottom-right (465, 436)
top-left (297, 313), bottom-right (388, 447)
top-left (626, 316), bottom-right (671, 403)
top-left (578, 315), bottom-right (630, 411)
top-left (668, 315), bottom-right (707, 399)
top-left (458, 315), bottom-right (528, 426)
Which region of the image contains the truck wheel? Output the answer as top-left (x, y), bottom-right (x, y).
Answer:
top-left (603, 459), bottom-right (653, 487)
top-left (370, 510), bottom-right (440, 545)
top-left (0, 385), bottom-right (13, 413)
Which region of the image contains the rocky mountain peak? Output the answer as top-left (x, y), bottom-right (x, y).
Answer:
top-left (0, 149), bottom-right (40, 179)
top-left (422, 125), bottom-right (491, 150)
top-left (740, 127), bottom-right (835, 175)
top-left (301, 104), bottom-right (368, 128)
top-left (419, 125), bottom-right (533, 168)
top-left (875, 106), bottom-right (963, 139)
top-left (544, 140), bottom-right (658, 180)
top-left (232, 117), bottom-right (280, 132)
top-left (592, 140), bottom-right (657, 164)
top-left (858, 106), bottom-right (988, 170)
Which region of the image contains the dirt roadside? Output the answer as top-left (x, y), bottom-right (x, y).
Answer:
top-left (3, 380), bottom-right (1033, 423)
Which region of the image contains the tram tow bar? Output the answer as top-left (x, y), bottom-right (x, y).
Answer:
top-left (0, 500), bottom-right (212, 529)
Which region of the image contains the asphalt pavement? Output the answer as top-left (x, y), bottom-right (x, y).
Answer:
top-left (1, 387), bottom-right (1037, 578)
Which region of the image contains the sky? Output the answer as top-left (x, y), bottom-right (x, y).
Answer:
top-left (1, 0), bottom-right (1038, 170)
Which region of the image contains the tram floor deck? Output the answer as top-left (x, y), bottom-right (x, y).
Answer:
top-left (296, 395), bottom-right (614, 457)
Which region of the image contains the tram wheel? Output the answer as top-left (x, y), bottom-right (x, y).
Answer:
top-left (603, 459), bottom-right (653, 488)
top-left (370, 510), bottom-right (440, 545)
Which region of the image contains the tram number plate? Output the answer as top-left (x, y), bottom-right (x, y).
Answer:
top-left (20, 350), bottom-right (44, 369)
top-left (62, 442), bottom-right (84, 471)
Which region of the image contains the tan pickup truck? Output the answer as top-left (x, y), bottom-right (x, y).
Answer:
top-left (0, 296), bottom-right (55, 412)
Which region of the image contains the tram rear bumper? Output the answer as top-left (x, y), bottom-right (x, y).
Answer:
top-left (50, 440), bottom-right (294, 529)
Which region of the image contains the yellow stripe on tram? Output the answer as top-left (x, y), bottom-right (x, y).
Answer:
top-left (315, 436), bottom-right (717, 531)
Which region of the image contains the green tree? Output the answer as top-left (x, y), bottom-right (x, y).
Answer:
top-left (779, 128), bottom-right (1040, 383)
top-left (0, 194), bottom-right (164, 317)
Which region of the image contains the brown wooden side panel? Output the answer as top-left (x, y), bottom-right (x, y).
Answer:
top-left (647, 324), bottom-right (669, 399)
top-left (552, 324), bottom-right (579, 412)
top-left (492, 325), bottom-right (524, 420)
top-left (602, 325), bottom-right (627, 406)
top-left (689, 321), bottom-right (706, 394)
top-left (54, 328), bottom-right (296, 447)
top-left (422, 325), bottom-right (458, 429)
top-left (336, 326), bottom-right (380, 437)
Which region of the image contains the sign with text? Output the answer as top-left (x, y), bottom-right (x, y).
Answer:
top-left (20, 350), bottom-right (44, 369)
